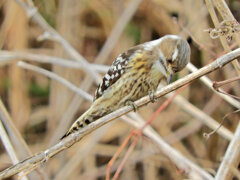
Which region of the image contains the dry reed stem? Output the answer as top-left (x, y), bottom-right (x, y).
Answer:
top-left (0, 50), bottom-right (109, 73)
top-left (14, 0), bottom-right (101, 83)
top-left (0, 48), bottom-right (240, 179)
top-left (0, 111), bottom-right (28, 180)
top-left (17, 61), bottom-right (93, 101)
top-left (215, 122), bottom-right (240, 180)
top-left (3, 0), bottom-right (31, 136)
top-left (0, 99), bottom-right (32, 158)
top-left (0, 99), bottom-right (47, 180)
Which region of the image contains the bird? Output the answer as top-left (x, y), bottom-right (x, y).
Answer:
top-left (61, 35), bottom-right (191, 139)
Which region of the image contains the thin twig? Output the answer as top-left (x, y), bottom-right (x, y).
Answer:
top-left (112, 135), bottom-right (138, 180)
top-left (187, 63), bottom-right (240, 109)
top-left (213, 76), bottom-right (240, 89)
top-left (106, 131), bottom-right (136, 180)
top-left (18, 61), bottom-right (93, 102)
top-left (203, 109), bottom-right (240, 139)
top-left (0, 50), bottom-right (109, 73)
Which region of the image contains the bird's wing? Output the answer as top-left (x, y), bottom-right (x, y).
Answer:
top-left (94, 46), bottom-right (143, 101)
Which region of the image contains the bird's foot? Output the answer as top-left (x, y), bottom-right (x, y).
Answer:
top-left (125, 100), bottom-right (138, 112)
top-left (148, 90), bottom-right (157, 103)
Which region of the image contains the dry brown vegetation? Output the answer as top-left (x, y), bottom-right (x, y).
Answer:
top-left (0, 0), bottom-right (240, 180)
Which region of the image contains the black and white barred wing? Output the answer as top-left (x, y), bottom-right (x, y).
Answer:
top-left (94, 47), bottom-right (141, 101)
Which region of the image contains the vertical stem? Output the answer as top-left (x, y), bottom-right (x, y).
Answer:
top-left (215, 122), bottom-right (240, 180)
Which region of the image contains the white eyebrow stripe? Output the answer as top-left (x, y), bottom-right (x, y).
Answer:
top-left (172, 48), bottom-right (178, 61)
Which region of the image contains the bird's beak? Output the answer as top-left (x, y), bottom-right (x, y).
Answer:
top-left (167, 73), bottom-right (172, 85)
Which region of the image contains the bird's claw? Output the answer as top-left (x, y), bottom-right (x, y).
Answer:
top-left (148, 90), bottom-right (157, 103)
top-left (126, 100), bottom-right (138, 112)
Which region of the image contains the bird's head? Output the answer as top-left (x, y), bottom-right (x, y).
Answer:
top-left (158, 35), bottom-right (191, 84)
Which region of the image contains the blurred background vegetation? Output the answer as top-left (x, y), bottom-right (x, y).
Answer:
top-left (0, 0), bottom-right (239, 179)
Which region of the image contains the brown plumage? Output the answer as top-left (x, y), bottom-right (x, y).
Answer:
top-left (61, 35), bottom-right (190, 139)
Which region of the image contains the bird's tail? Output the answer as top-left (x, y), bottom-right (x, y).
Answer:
top-left (60, 105), bottom-right (107, 139)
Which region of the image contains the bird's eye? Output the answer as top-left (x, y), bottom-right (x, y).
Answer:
top-left (167, 59), bottom-right (172, 63)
